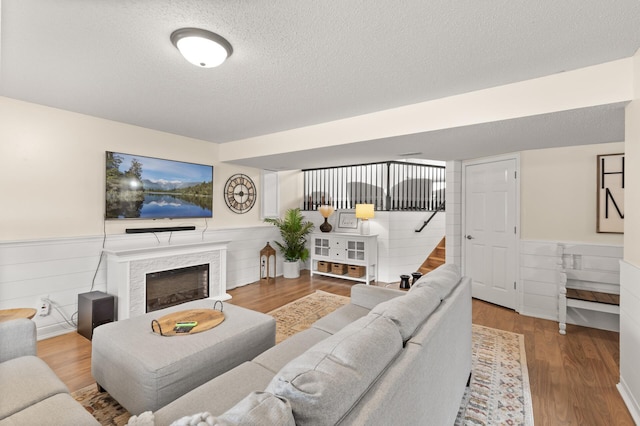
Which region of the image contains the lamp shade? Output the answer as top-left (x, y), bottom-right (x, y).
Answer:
top-left (355, 204), bottom-right (375, 220)
top-left (318, 205), bottom-right (335, 218)
top-left (170, 28), bottom-right (232, 68)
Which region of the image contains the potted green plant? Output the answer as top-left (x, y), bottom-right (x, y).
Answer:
top-left (264, 208), bottom-right (315, 278)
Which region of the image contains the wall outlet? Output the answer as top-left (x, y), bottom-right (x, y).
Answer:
top-left (39, 298), bottom-right (51, 316)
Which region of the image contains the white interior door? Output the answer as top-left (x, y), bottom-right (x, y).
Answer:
top-left (463, 157), bottom-right (518, 309)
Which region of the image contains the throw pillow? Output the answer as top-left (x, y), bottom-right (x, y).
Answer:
top-left (168, 392), bottom-right (294, 426)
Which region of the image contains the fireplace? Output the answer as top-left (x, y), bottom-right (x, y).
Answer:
top-left (146, 264), bottom-right (209, 313)
top-left (104, 241), bottom-right (230, 319)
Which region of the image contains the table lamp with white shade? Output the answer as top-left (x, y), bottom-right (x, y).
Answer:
top-left (355, 204), bottom-right (375, 235)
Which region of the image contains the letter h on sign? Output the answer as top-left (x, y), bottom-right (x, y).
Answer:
top-left (597, 153), bottom-right (624, 233)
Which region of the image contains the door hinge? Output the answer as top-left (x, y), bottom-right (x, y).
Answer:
top-left (514, 171), bottom-right (517, 179)
top-left (514, 226), bottom-right (517, 234)
top-left (514, 281), bottom-right (517, 290)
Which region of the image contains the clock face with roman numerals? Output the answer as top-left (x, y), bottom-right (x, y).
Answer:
top-left (224, 174), bottom-right (256, 214)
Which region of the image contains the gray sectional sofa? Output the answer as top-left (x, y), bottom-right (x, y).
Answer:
top-left (0, 318), bottom-right (100, 426)
top-left (136, 264), bottom-right (472, 426)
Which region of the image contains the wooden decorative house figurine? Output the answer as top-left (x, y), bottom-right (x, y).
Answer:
top-left (260, 242), bottom-right (276, 283)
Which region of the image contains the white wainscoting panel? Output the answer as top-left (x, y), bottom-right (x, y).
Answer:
top-left (0, 236), bottom-right (107, 340)
top-left (0, 226), bottom-right (280, 340)
top-left (445, 160), bottom-right (462, 267)
top-left (519, 241), bottom-right (623, 329)
top-left (378, 211), bottom-right (445, 283)
top-left (618, 260), bottom-right (640, 424)
top-left (519, 241), bottom-right (562, 320)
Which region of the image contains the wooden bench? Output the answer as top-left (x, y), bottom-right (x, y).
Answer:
top-left (566, 289), bottom-right (619, 305)
top-left (558, 244), bottom-right (622, 335)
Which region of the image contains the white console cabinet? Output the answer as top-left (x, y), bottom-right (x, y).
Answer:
top-left (309, 232), bottom-right (378, 284)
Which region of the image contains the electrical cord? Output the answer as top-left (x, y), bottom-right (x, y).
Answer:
top-left (202, 217), bottom-right (208, 240)
top-left (42, 297), bottom-right (77, 328)
top-left (90, 219), bottom-right (108, 293)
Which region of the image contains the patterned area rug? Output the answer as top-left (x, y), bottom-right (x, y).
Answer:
top-left (72, 292), bottom-right (533, 426)
top-left (267, 290), bottom-right (350, 343)
top-left (72, 385), bottom-right (129, 426)
top-left (456, 324), bottom-right (534, 426)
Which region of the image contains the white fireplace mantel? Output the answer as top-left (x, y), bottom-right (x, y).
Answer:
top-left (104, 241), bottom-right (230, 320)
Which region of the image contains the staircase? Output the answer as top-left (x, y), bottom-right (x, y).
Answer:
top-left (418, 237), bottom-right (445, 275)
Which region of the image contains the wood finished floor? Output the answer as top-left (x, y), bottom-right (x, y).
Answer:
top-left (37, 271), bottom-right (633, 425)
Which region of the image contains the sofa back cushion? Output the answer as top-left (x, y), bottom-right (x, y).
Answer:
top-left (369, 285), bottom-right (441, 341)
top-left (410, 263), bottom-right (461, 300)
top-left (266, 314), bottom-right (402, 426)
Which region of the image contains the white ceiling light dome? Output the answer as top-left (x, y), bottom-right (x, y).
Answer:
top-left (170, 28), bottom-right (233, 68)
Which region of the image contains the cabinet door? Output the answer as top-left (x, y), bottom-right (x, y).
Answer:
top-left (346, 239), bottom-right (366, 262)
top-left (314, 237), bottom-right (330, 258)
top-left (331, 238), bottom-right (346, 261)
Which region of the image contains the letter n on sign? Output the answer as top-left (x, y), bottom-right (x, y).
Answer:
top-left (597, 153), bottom-right (624, 233)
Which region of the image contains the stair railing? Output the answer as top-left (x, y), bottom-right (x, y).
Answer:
top-left (415, 202), bottom-right (445, 232)
top-left (302, 161), bottom-right (445, 211)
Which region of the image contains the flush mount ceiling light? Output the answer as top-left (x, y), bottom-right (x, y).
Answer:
top-left (170, 28), bottom-right (233, 68)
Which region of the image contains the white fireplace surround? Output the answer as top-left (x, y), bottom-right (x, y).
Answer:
top-left (104, 241), bottom-right (230, 320)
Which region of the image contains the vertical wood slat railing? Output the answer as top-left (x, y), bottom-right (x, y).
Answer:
top-left (302, 161), bottom-right (446, 212)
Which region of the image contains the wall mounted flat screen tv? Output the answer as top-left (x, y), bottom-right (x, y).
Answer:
top-left (105, 151), bottom-right (213, 219)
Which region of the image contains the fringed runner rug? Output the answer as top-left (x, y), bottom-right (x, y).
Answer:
top-left (455, 324), bottom-right (534, 426)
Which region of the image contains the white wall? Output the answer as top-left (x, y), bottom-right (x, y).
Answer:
top-left (0, 96), bottom-right (298, 241)
top-left (516, 143), bottom-right (625, 327)
top-left (0, 97), bottom-right (300, 339)
top-left (619, 49), bottom-right (640, 424)
top-left (371, 211), bottom-right (445, 283)
top-left (520, 142), bottom-right (625, 245)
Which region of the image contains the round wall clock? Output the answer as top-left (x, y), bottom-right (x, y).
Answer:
top-left (224, 174), bottom-right (256, 214)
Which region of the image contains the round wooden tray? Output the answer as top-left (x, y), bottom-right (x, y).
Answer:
top-left (151, 308), bottom-right (224, 336)
top-left (0, 308), bottom-right (37, 322)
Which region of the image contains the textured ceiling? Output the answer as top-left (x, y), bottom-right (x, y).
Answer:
top-left (1, 1), bottom-right (640, 168)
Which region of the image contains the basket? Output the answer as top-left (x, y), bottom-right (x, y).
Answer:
top-left (331, 263), bottom-right (347, 275)
top-left (348, 265), bottom-right (366, 278)
top-left (317, 261), bottom-right (330, 273)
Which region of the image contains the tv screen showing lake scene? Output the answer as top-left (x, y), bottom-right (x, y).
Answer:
top-left (105, 152), bottom-right (213, 219)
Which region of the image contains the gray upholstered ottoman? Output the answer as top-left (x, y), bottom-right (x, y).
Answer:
top-left (91, 299), bottom-right (275, 415)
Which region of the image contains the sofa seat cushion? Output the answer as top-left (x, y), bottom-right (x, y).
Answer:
top-left (410, 263), bottom-right (461, 300)
top-left (153, 361), bottom-right (276, 426)
top-left (311, 303), bottom-right (369, 335)
top-left (370, 285), bottom-right (441, 341)
top-left (0, 356), bottom-right (69, 420)
top-left (253, 327), bottom-right (331, 374)
top-left (266, 314), bottom-right (402, 426)
top-left (0, 393), bottom-right (100, 426)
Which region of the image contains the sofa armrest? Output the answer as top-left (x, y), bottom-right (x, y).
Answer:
top-left (0, 318), bottom-right (37, 363)
top-left (350, 285), bottom-right (405, 310)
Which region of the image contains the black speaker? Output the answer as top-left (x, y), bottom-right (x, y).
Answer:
top-left (78, 291), bottom-right (115, 340)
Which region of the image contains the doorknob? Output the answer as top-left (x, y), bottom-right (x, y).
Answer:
top-left (466, 235), bottom-right (474, 240)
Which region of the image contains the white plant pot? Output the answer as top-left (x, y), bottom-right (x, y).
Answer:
top-left (282, 260), bottom-right (300, 279)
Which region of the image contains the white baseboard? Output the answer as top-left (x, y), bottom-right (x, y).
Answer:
top-left (618, 377), bottom-right (640, 424)
top-left (37, 323), bottom-right (77, 341)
